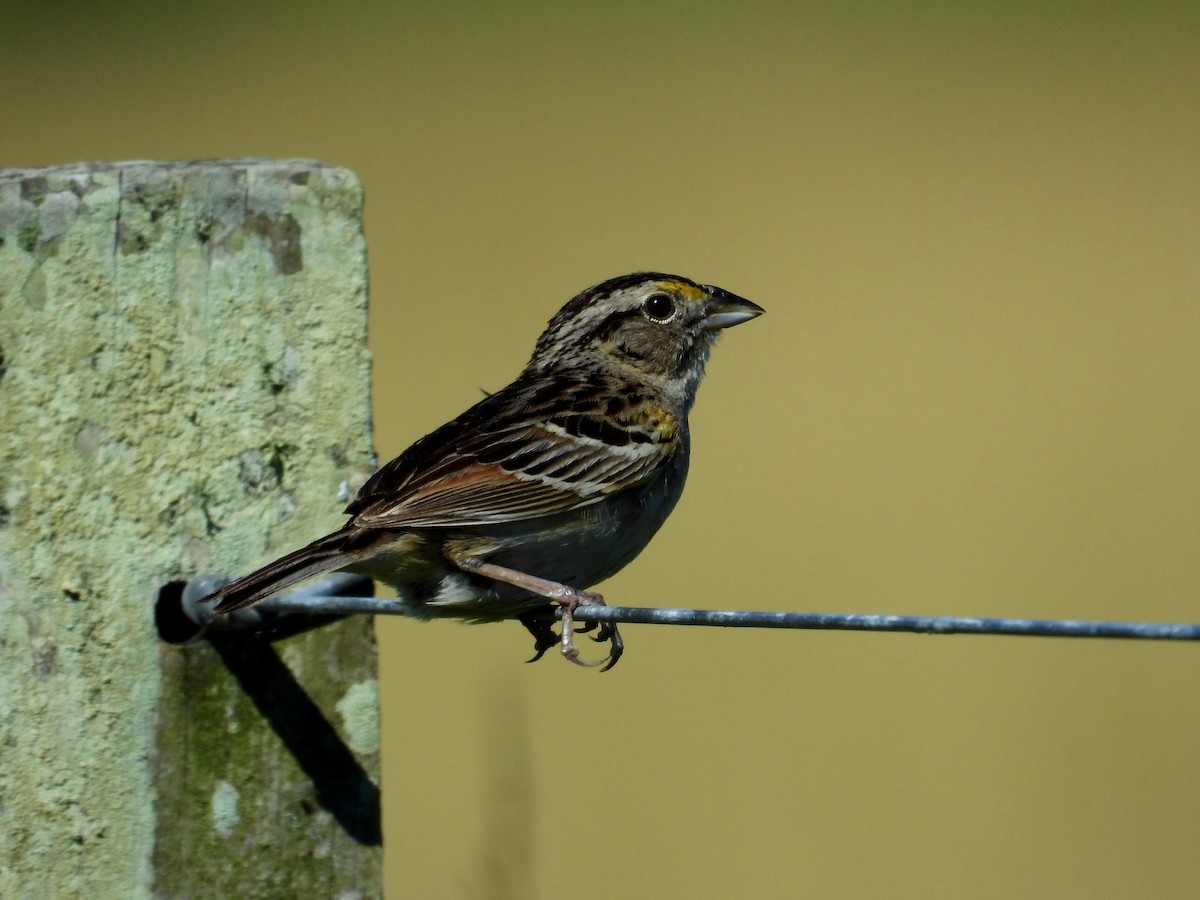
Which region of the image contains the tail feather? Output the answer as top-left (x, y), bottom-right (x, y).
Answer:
top-left (209, 530), bottom-right (351, 613)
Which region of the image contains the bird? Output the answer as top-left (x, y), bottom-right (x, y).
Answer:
top-left (206, 272), bottom-right (763, 670)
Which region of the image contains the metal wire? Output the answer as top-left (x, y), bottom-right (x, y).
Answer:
top-left (249, 582), bottom-right (1200, 641)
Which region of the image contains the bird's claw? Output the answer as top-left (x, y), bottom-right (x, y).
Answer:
top-left (518, 612), bottom-right (560, 664)
top-left (558, 593), bottom-right (622, 671)
top-left (517, 593), bottom-right (623, 671)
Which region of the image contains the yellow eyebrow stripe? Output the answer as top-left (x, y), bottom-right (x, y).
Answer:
top-left (662, 280), bottom-right (705, 302)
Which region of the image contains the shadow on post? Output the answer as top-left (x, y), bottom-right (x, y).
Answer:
top-left (209, 634), bottom-right (383, 847)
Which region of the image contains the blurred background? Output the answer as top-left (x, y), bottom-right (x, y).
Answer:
top-left (6, 2), bottom-right (1198, 896)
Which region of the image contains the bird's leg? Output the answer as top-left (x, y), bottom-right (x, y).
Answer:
top-left (446, 551), bottom-right (620, 669)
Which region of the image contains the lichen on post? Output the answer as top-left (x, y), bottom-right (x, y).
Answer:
top-left (0, 160), bottom-right (381, 897)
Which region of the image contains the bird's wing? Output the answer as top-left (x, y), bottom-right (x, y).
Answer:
top-left (347, 375), bottom-right (680, 529)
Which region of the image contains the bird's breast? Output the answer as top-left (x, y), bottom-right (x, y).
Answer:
top-left (480, 439), bottom-right (690, 591)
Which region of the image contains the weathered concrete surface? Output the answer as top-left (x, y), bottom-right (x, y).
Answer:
top-left (0, 160), bottom-right (380, 897)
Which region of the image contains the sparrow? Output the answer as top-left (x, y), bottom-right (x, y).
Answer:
top-left (207, 272), bottom-right (763, 670)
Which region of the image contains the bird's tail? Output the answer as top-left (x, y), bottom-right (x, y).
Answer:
top-left (209, 530), bottom-right (353, 613)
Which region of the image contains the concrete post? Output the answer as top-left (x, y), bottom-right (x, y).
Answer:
top-left (0, 160), bottom-right (381, 897)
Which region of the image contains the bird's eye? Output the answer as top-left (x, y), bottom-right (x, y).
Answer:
top-left (642, 293), bottom-right (676, 322)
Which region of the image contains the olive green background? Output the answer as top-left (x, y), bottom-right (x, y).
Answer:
top-left (6, 2), bottom-right (1198, 897)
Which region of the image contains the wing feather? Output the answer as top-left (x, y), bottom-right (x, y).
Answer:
top-left (348, 373), bottom-right (678, 530)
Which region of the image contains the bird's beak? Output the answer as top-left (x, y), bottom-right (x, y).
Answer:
top-left (700, 285), bottom-right (765, 331)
